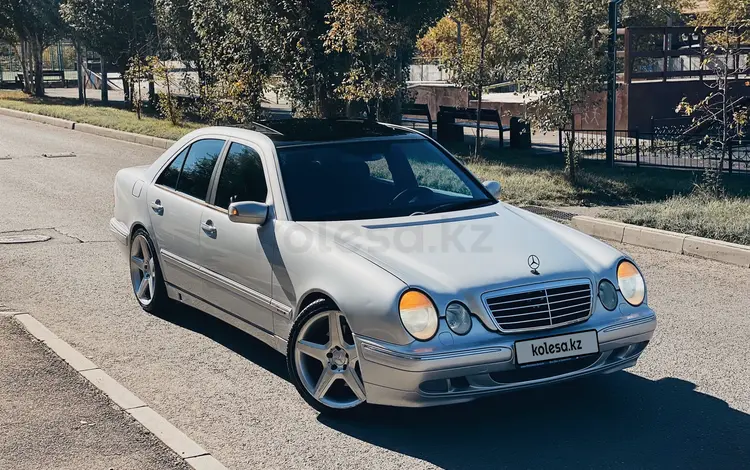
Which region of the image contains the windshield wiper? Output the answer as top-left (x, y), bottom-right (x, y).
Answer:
top-left (417, 199), bottom-right (495, 216)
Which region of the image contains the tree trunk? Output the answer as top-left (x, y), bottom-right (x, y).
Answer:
top-left (475, 40), bottom-right (486, 158)
top-left (18, 41), bottom-right (32, 95)
top-left (149, 78), bottom-right (156, 108)
top-left (122, 75), bottom-right (130, 104)
top-left (76, 43), bottom-right (85, 104)
top-left (32, 36), bottom-right (44, 98)
top-left (390, 53), bottom-right (405, 124)
top-left (100, 57), bottom-right (109, 104)
top-left (567, 115), bottom-right (577, 184)
top-left (197, 60), bottom-right (207, 104)
top-left (712, 49), bottom-right (730, 198)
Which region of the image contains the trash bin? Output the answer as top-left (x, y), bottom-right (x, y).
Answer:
top-left (510, 117), bottom-right (532, 149)
top-left (437, 111), bottom-right (463, 144)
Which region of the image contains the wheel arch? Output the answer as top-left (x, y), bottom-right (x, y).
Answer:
top-left (129, 222), bottom-right (148, 240)
top-left (295, 289), bottom-right (340, 319)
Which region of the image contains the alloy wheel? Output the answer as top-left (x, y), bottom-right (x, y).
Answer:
top-left (129, 234), bottom-right (156, 306)
top-left (294, 310), bottom-right (366, 409)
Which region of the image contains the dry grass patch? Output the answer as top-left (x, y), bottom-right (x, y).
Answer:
top-left (608, 195), bottom-right (750, 246)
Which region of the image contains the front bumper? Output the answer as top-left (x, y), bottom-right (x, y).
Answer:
top-left (355, 309), bottom-right (656, 407)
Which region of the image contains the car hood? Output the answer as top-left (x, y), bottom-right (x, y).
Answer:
top-left (303, 203), bottom-right (623, 295)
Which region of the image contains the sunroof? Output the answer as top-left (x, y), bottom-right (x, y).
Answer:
top-left (246, 118), bottom-right (412, 145)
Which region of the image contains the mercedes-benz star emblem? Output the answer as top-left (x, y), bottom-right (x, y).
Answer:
top-left (528, 255), bottom-right (541, 275)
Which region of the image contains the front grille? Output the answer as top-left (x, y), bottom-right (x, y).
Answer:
top-left (484, 280), bottom-right (592, 332)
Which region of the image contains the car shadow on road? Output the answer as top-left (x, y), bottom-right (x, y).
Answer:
top-left (319, 372), bottom-right (749, 468)
top-left (150, 304), bottom-right (748, 467)
top-left (153, 303), bottom-right (289, 380)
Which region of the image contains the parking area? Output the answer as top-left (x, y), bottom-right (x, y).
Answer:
top-left (0, 114), bottom-right (748, 469)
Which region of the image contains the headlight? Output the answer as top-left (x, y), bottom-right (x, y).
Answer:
top-left (399, 290), bottom-right (438, 341)
top-left (445, 302), bottom-right (472, 335)
top-left (617, 260), bottom-right (645, 306)
top-left (598, 280), bottom-right (618, 310)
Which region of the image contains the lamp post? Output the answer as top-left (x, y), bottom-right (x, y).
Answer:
top-left (606, 0), bottom-right (624, 166)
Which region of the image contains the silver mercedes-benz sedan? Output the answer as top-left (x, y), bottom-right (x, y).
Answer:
top-left (110, 119), bottom-right (656, 413)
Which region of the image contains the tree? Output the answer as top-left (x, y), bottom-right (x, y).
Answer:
top-left (125, 56), bottom-right (149, 119)
top-left (154, 0), bottom-right (200, 65)
top-left (676, 0), bottom-right (750, 196)
top-left (149, 56), bottom-right (183, 125)
top-left (189, 0), bottom-right (269, 123)
top-left (323, 0), bottom-right (417, 120)
top-left (0, 0), bottom-right (65, 97)
top-left (254, 0), bottom-right (448, 118)
top-left (249, 0), bottom-right (341, 117)
top-left (512, 0), bottom-right (607, 182)
top-left (60, 0), bottom-right (157, 102)
top-left (451, 0), bottom-right (516, 157)
top-left (154, 0), bottom-right (206, 104)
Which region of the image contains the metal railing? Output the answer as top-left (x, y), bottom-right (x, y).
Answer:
top-left (561, 128), bottom-right (750, 174)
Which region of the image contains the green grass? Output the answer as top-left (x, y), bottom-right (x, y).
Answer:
top-left (609, 195), bottom-right (750, 246)
top-left (452, 145), bottom-right (750, 207)
top-left (0, 90), bottom-right (199, 140)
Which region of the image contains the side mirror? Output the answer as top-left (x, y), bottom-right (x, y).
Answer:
top-left (484, 180), bottom-right (502, 198)
top-left (228, 201), bottom-right (269, 225)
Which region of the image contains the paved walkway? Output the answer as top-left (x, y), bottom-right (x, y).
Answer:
top-left (0, 314), bottom-right (189, 470)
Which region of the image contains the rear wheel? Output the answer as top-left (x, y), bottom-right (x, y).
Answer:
top-left (129, 229), bottom-right (168, 313)
top-left (287, 299), bottom-right (367, 414)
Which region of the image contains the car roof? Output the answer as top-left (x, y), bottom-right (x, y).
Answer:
top-left (244, 118), bottom-right (420, 147)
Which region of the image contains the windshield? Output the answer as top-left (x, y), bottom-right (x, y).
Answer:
top-left (277, 138), bottom-right (495, 222)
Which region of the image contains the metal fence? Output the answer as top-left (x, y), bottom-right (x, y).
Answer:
top-left (561, 129), bottom-right (750, 174)
top-left (0, 40), bottom-right (79, 84)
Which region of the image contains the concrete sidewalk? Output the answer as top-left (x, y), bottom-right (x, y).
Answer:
top-left (0, 314), bottom-right (189, 470)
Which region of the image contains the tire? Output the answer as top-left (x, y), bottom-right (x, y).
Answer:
top-left (129, 228), bottom-right (169, 313)
top-left (287, 298), bottom-right (367, 415)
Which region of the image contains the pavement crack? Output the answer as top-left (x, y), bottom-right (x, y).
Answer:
top-left (52, 228), bottom-right (84, 243)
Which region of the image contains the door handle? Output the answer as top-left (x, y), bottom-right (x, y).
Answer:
top-left (201, 220), bottom-right (217, 235)
top-left (150, 200), bottom-right (163, 214)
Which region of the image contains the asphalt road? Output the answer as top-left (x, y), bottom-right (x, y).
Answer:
top-left (0, 114), bottom-right (748, 469)
top-left (0, 315), bottom-right (189, 470)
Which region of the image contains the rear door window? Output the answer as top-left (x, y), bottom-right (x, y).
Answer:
top-left (156, 147), bottom-right (188, 189)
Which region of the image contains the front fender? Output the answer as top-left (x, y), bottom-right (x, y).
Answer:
top-left (275, 222), bottom-right (413, 345)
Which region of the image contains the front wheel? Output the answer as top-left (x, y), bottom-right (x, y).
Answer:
top-left (287, 299), bottom-right (367, 414)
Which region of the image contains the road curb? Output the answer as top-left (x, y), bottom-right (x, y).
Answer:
top-left (571, 215), bottom-right (750, 268)
top-left (8, 310), bottom-right (228, 470)
top-left (0, 107), bottom-right (75, 129)
top-left (0, 106), bottom-right (177, 150)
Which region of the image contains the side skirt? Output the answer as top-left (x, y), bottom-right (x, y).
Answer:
top-left (166, 283), bottom-right (288, 355)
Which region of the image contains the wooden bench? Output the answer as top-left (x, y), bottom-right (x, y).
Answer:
top-left (15, 70), bottom-right (66, 85)
top-left (437, 106), bottom-right (508, 148)
top-left (401, 103), bottom-right (433, 136)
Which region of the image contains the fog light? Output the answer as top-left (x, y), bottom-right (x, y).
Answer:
top-left (445, 302), bottom-right (472, 335)
top-left (598, 280), bottom-right (618, 311)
